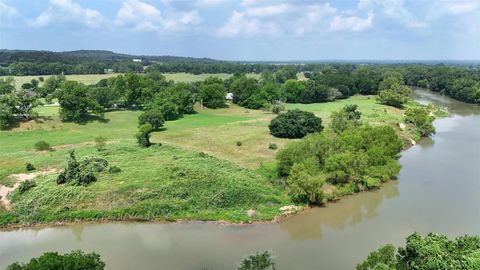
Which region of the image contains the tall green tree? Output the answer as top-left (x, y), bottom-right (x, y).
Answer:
top-left (0, 77), bottom-right (15, 95)
top-left (283, 79), bottom-right (305, 103)
top-left (14, 89), bottom-right (42, 120)
top-left (199, 82), bottom-right (226, 109)
top-left (56, 81), bottom-right (104, 122)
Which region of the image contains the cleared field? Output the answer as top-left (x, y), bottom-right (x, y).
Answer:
top-left (0, 94), bottom-right (416, 225)
top-left (2, 73), bottom-right (261, 89)
top-left (154, 96), bottom-right (414, 168)
top-left (0, 96), bottom-right (411, 182)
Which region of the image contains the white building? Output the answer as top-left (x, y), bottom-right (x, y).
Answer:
top-left (226, 93), bottom-right (234, 100)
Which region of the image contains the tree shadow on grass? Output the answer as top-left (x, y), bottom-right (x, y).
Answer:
top-left (75, 115), bottom-right (110, 125)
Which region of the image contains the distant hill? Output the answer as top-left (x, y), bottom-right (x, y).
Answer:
top-left (0, 49), bottom-right (218, 66)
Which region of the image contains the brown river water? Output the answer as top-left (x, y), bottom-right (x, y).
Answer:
top-left (1, 89), bottom-right (479, 269)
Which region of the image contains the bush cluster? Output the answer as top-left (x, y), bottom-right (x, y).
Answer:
top-left (56, 150), bottom-right (109, 186)
top-left (17, 180), bottom-right (36, 194)
top-left (7, 250), bottom-right (105, 270)
top-left (377, 83), bottom-right (411, 108)
top-left (404, 106), bottom-right (436, 137)
top-left (329, 104), bottom-right (362, 134)
top-left (357, 233), bottom-right (480, 270)
top-left (269, 109), bottom-right (323, 139)
top-left (238, 251), bottom-right (276, 270)
top-left (277, 125), bottom-right (403, 204)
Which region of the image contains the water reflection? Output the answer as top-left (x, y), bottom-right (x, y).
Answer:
top-left (411, 88), bottom-right (480, 116)
top-left (279, 181), bottom-right (399, 240)
top-left (418, 137), bottom-right (435, 149)
top-left (71, 225), bottom-right (84, 241)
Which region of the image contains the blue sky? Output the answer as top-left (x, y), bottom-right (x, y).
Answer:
top-left (0, 0), bottom-right (479, 60)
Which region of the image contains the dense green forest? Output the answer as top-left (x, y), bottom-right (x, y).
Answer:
top-left (1, 50), bottom-right (479, 104)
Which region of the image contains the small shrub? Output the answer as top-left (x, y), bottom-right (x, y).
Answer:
top-left (82, 156), bottom-right (109, 173)
top-left (236, 141), bottom-right (242, 146)
top-left (268, 143), bottom-right (277, 150)
top-left (94, 136), bottom-right (107, 151)
top-left (18, 180), bottom-right (36, 194)
top-left (25, 163), bottom-right (35, 171)
top-left (108, 166), bottom-right (121, 174)
top-left (136, 124), bottom-right (153, 148)
top-left (238, 251), bottom-right (276, 270)
top-left (56, 151), bottom-right (107, 186)
top-left (271, 102), bottom-right (285, 114)
top-left (34, 140), bottom-right (51, 151)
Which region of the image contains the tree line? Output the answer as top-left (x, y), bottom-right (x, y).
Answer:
top-left (1, 51), bottom-right (479, 105)
top-left (0, 65), bottom-right (440, 131)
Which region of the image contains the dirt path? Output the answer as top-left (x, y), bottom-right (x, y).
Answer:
top-left (0, 168), bottom-right (59, 210)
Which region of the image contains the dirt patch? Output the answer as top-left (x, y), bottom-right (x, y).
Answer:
top-left (0, 168), bottom-right (59, 210)
top-left (52, 140), bottom-right (119, 151)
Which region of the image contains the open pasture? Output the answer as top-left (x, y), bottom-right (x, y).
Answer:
top-left (2, 73), bottom-right (261, 89)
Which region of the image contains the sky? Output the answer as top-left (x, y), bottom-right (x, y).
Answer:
top-left (0, 0), bottom-right (479, 61)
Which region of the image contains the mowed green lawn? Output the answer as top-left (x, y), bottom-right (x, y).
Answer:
top-left (3, 73), bottom-right (261, 89)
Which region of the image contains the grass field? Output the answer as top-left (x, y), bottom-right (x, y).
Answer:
top-left (2, 73), bottom-right (261, 89)
top-left (0, 94), bottom-right (420, 226)
top-left (154, 96), bottom-right (415, 168)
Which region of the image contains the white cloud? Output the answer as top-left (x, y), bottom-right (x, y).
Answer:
top-left (115, 0), bottom-right (202, 32)
top-left (179, 10), bottom-right (201, 25)
top-left (359, 0), bottom-right (427, 28)
top-left (217, 10), bottom-right (278, 37)
top-left (304, 3), bottom-right (337, 24)
top-left (445, 1), bottom-right (480, 14)
top-left (330, 11), bottom-right (374, 32)
top-left (218, 2), bottom-right (338, 37)
top-left (115, 0), bottom-right (161, 28)
top-left (246, 4), bottom-right (290, 17)
top-left (29, 0), bottom-right (104, 28)
top-left (196, 0), bottom-right (224, 7)
top-left (0, 0), bottom-right (17, 18)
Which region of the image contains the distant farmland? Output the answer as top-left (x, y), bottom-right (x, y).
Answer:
top-left (2, 73), bottom-right (261, 89)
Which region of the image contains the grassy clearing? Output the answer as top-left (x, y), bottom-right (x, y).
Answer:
top-left (3, 73), bottom-right (261, 89)
top-left (0, 93), bottom-right (420, 225)
top-left (154, 96), bottom-right (417, 168)
top-left (1, 144), bottom-right (289, 225)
